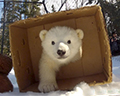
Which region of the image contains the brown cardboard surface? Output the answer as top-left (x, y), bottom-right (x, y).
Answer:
top-left (9, 5), bottom-right (112, 92)
top-left (21, 73), bottom-right (107, 92)
top-left (76, 16), bottom-right (103, 76)
top-left (9, 27), bottom-right (35, 91)
top-left (27, 25), bottom-right (44, 81)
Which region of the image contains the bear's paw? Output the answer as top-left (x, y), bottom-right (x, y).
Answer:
top-left (38, 82), bottom-right (58, 93)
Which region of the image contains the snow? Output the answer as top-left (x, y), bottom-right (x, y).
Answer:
top-left (0, 56), bottom-right (120, 96)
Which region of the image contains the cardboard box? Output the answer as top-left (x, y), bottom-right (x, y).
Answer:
top-left (9, 5), bottom-right (112, 92)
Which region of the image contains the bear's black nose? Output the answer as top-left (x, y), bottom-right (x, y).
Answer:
top-left (57, 50), bottom-right (66, 56)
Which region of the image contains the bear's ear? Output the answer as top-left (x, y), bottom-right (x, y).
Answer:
top-left (39, 30), bottom-right (48, 41)
top-left (76, 29), bottom-right (84, 39)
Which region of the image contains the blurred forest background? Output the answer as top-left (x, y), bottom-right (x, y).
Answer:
top-left (0, 0), bottom-right (120, 56)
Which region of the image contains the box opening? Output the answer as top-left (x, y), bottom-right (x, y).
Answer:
top-left (9, 6), bottom-right (112, 92)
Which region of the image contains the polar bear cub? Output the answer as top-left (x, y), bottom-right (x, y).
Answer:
top-left (38, 26), bottom-right (84, 92)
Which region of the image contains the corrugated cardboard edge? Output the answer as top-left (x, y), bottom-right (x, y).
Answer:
top-left (9, 5), bottom-right (99, 28)
top-left (89, 6), bottom-right (112, 86)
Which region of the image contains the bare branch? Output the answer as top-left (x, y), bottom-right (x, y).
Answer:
top-left (81, 0), bottom-right (84, 7)
top-left (75, 0), bottom-right (78, 8)
top-left (42, 0), bottom-right (49, 13)
top-left (58, 0), bottom-right (67, 12)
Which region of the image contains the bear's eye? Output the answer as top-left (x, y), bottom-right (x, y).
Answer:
top-left (67, 40), bottom-right (71, 44)
top-left (51, 41), bottom-right (55, 45)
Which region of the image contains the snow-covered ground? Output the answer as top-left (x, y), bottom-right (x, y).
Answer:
top-left (0, 56), bottom-right (120, 96)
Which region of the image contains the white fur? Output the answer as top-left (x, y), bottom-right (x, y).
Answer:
top-left (38, 26), bottom-right (84, 92)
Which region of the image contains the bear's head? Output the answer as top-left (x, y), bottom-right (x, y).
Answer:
top-left (39, 26), bottom-right (84, 64)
